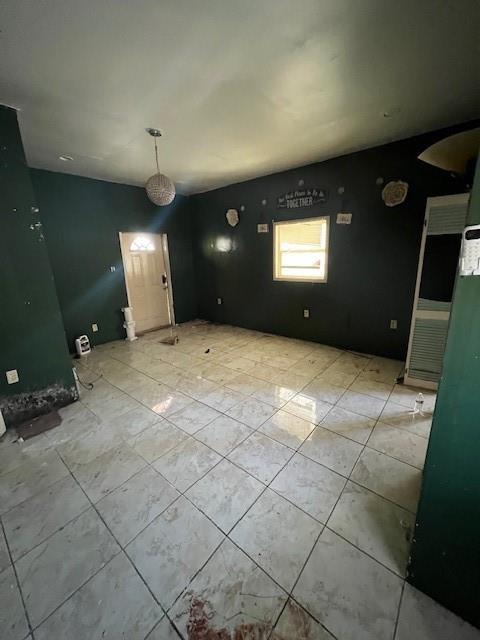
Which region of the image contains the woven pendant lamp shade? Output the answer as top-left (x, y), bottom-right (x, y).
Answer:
top-left (146, 173), bottom-right (175, 206)
top-left (145, 128), bottom-right (175, 206)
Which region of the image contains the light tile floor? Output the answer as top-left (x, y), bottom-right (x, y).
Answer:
top-left (0, 321), bottom-right (478, 640)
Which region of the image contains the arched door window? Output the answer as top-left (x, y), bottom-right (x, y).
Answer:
top-left (130, 236), bottom-right (155, 251)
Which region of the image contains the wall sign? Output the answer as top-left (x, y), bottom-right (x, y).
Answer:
top-left (336, 212), bottom-right (352, 225)
top-left (277, 188), bottom-right (328, 209)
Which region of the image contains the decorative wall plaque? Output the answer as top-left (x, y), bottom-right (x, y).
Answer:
top-left (277, 188), bottom-right (328, 209)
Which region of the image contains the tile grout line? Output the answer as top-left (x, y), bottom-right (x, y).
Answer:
top-left (0, 518), bottom-right (35, 639)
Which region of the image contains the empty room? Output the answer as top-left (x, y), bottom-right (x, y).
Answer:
top-left (1, 1), bottom-right (480, 639)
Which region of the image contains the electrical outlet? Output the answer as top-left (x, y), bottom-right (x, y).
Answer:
top-left (6, 369), bottom-right (19, 384)
top-left (303, 309), bottom-right (310, 318)
top-left (92, 323), bottom-right (98, 332)
top-left (390, 319), bottom-right (397, 329)
top-left (217, 297), bottom-right (223, 305)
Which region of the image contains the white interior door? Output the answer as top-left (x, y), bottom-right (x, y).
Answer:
top-left (405, 194), bottom-right (469, 389)
top-left (119, 232), bottom-right (171, 333)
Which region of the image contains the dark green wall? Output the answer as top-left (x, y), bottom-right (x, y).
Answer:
top-left (0, 106), bottom-right (75, 424)
top-left (32, 169), bottom-right (197, 351)
top-left (408, 158), bottom-right (480, 627)
top-left (192, 122), bottom-right (475, 359)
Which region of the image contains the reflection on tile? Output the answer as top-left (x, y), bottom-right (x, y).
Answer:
top-left (127, 497), bottom-right (223, 609)
top-left (225, 373), bottom-right (266, 396)
top-left (16, 508), bottom-right (119, 628)
top-left (379, 401), bottom-right (432, 438)
top-left (3, 474), bottom-right (89, 560)
top-left (302, 379), bottom-right (345, 404)
top-left (96, 467), bottom-right (179, 546)
top-left (396, 583), bottom-right (480, 640)
top-left (71, 443), bottom-right (146, 502)
top-left (352, 448), bottom-right (422, 512)
top-left (337, 390), bottom-right (386, 420)
top-left (195, 415), bottom-right (252, 456)
top-left (186, 459), bottom-right (264, 532)
top-left (0, 566), bottom-right (29, 640)
top-left (251, 382), bottom-right (296, 408)
top-left (271, 453), bottom-right (345, 523)
top-left (226, 397), bottom-right (276, 429)
top-left (259, 410), bottom-right (315, 449)
top-left (127, 420), bottom-right (187, 463)
top-left (321, 406), bottom-right (375, 444)
top-left (0, 450), bottom-right (69, 514)
top-left (329, 482), bottom-right (414, 576)
top-left (169, 539), bottom-right (286, 638)
top-left (202, 387), bottom-right (245, 412)
top-left (300, 426), bottom-right (363, 476)
top-left (368, 423), bottom-right (428, 469)
top-left (34, 553), bottom-right (161, 640)
top-left (228, 432), bottom-right (293, 484)
top-left (151, 389), bottom-right (194, 417)
top-left (274, 598), bottom-right (335, 639)
top-left (167, 401), bottom-right (220, 435)
top-left (294, 529), bottom-right (403, 640)
top-left (153, 437), bottom-right (221, 492)
top-left (230, 489), bottom-right (321, 591)
top-left (283, 394), bottom-right (331, 424)
top-left (110, 405), bottom-right (160, 438)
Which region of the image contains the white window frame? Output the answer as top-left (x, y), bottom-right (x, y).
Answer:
top-left (273, 216), bottom-right (330, 283)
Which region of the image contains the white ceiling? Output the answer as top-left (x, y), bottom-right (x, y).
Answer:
top-left (1, 1), bottom-right (479, 194)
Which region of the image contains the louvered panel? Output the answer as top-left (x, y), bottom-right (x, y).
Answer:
top-left (427, 203), bottom-right (468, 235)
top-left (417, 298), bottom-right (452, 313)
top-left (408, 319), bottom-right (449, 383)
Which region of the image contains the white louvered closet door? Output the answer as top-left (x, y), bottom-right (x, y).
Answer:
top-left (405, 194), bottom-right (470, 389)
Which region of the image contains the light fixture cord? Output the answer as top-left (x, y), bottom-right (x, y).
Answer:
top-left (154, 137), bottom-right (160, 173)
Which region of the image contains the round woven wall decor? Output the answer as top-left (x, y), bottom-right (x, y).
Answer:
top-left (382, 180), bottom-right (408, 207)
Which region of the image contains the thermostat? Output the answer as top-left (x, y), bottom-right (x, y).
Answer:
top-left (459, 224), bottom-right (480, 276)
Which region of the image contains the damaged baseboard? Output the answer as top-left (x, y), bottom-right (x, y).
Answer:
top-left (0, 383), bottom-right (78, 428)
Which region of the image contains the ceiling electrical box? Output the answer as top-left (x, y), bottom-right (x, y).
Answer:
top-left (459, 225), bottom-right (480, 276)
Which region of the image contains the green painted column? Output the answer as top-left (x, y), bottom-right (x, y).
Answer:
top-left (409, 157), bottom-right (480, 627)
top-left (0, 105), bottom-right (76, 425)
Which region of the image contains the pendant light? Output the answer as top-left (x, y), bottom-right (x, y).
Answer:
top-left (145, 128), bottom-right (175, 206)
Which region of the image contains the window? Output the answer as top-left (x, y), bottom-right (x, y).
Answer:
top-left (273, 217), bottom-right (329, 282)
top-left (130, 236), bottom-right (155, 251)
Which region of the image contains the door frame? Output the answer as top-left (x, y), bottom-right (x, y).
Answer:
top-left (118, 231), bottom-right (176, 330)
top-left (404, 193), bottom-right (470, 390)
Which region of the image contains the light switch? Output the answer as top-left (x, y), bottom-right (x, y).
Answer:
top-left (304, 309), bottom-right (310, 318)
top-left (92, 323), bottom-right (98, 332)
